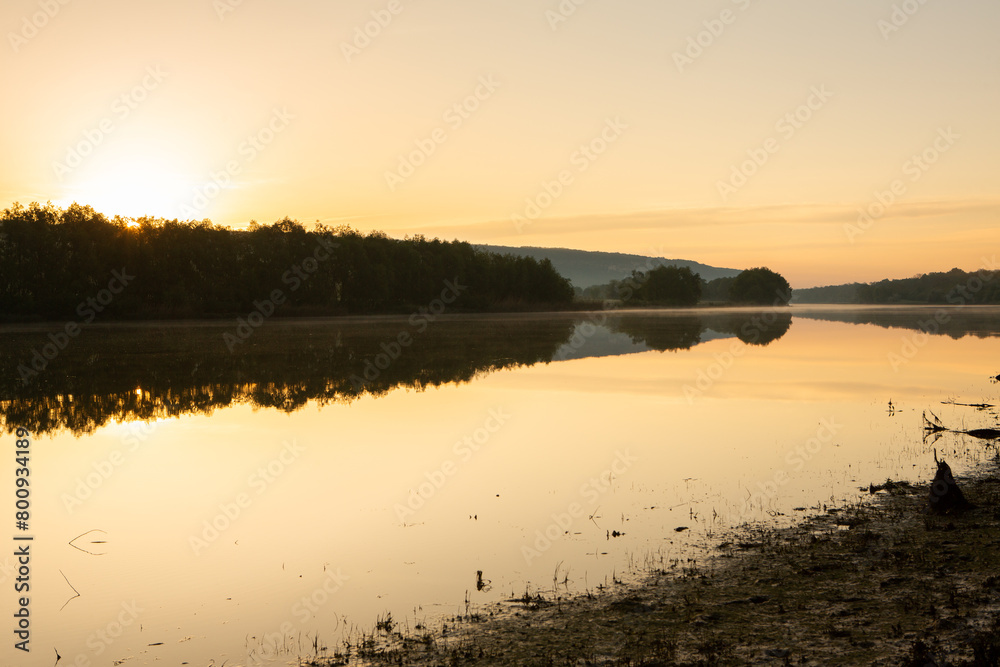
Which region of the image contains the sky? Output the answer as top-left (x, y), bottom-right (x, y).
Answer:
top-left (1, 0), bottom-right (997, 288)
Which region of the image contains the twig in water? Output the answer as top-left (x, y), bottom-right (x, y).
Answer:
top-left (942, 400), bottom-right (995, 409)
top-left (59, 571), bottom-right (80, 611)
top-left (589, 506), bottom-right (602, 529)
top-left (68, 529), bottom-right (108, 556)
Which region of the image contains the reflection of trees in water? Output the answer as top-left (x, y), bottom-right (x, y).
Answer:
top-left (0, 312), bottom-right (796, 435)
top-left (792, 308), bottom-right (1000, 340)
top-left (610, 311), bottom-right (793, 351)
top-left (7, 307), bottom-right (989, 437)
top-left (0, 318), bottom-right (575, 436)
top-left (713, 311), bottom-right (792, 346)
top-left (612, 315), bottom-right (705, 351)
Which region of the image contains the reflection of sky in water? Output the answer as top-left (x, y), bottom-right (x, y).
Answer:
top-left (553, 322), bottom-right (651, 360)
top-left (4, 311), bottom-right (1000, 666)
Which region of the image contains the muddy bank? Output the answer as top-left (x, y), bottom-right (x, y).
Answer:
top-left (314, 458), bottom-right (1000, 666)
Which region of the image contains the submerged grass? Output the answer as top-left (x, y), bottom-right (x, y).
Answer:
top-left (308, 455), bottom-right (1000, 666)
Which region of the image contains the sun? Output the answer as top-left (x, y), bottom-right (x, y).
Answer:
top-left (63, 156), bottom-right (195, 221)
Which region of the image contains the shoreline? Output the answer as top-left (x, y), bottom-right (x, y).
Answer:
top-left (0, 302), bottom-right (786, 329)
top-left (5, 303), bottom-right (999, 332)
top-left (318, 456), bottom-right (1000, 666)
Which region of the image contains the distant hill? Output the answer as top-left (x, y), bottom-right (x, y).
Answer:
top-left (475, 245), bottom-right (742, 288)
top-left (794, 267), bottom-right (1000, 304)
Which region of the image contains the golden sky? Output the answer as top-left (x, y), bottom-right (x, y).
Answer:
top-left (2, 0), bottom-right (997, 287)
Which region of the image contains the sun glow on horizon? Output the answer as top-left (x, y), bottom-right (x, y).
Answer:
top-left (61, 154), bottom-right (196, 221)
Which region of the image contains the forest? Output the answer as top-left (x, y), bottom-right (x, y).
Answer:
top-left (794, 267), bottom-right (1000, 304)
top-left (0, 203), bottom-right (575, 321)
top-left (580, 265), bottom-right (792, 307)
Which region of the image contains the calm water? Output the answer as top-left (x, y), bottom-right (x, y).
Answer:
top-left (1, 306), bottom-right (999, 666)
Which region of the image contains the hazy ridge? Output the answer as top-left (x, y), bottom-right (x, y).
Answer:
top-left (475, 244), bottom-right (742, 288)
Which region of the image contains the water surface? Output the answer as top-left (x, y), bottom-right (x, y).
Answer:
top-left (1, 306), bottom-right (998, 666)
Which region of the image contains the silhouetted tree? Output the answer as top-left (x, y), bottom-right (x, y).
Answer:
top-left (0, 203), bottom-right (575, 322)
top-left (853, 268), bottom-right (1000, 305)
top-left (795, 269), bottom-right (1000, 305)
top-left (729, 267), bottom-right (792, 305)
top-left (701, 276), bottom-right (736, 303)
top-left (618, 266), bottom-right (702, 306)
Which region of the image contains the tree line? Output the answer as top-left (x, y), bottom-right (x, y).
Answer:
top-left (0, 202), bottom-right (575, 322)
top-left (794, 268), bottom-right (1000, 304)
top-left (579, 266), bottom-right (792, 307)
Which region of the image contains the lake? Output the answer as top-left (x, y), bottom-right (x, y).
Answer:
top-left (2, 306), bottom-right (999, 666)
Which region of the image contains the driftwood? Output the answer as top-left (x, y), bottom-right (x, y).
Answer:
top-left (928, 451), bottom-right (974, 515)
top-left (923, 411), bottom-right (948, 433)
top-left (941, 400), bottom-right (995, 410)
top-left (964, 427), bottom-right (1000, 440)
top-left (922, 411), bottom-right (1000, 440)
